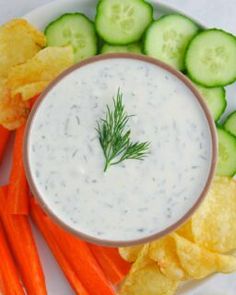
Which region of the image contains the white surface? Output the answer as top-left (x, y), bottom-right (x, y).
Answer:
top-left (0, 0), bottom-right (236, 294)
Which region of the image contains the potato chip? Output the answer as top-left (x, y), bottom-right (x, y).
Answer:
top-left (148, 235), bottom-right (186, 280)
top-left (217, 253), bottom-right (236, 273)
top-left (120, 245), bottom-right (179, 295)
top-left (120, 262), bottom-right (179, 295)
top-left (0, 80), bottom-right (30, 130)
top-left (119, 245), bottom-right (144, 262)
top-left (176, 219), bottom-right (193, 241)
top-left (191, 177), bottom-right (236, 253)
top-left (14, 82), bottom-right (48, 101)
top-left (128, 244), bottom-right (150, 274)
top-left (174, 233), bottom-right (236, 279)
top-left (173, 233), bottom-right (219, 279)
top-left (7, 46), bottom-right (74, 100)
top-left (0, 19), bottom-right (46, 78)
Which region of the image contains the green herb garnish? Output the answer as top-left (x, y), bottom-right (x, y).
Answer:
top-left (96, 89), bottom-right (150, 172)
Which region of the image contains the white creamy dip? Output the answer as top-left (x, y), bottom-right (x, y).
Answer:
top-left (27, 57), bottom-right (213, 243)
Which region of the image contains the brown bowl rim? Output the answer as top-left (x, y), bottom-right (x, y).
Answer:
top-left (24, 53), bottom-right (217, 247)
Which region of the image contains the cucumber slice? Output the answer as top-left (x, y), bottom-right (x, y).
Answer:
top-left (224, 111), bottom-right (236, 137)
top-left (144, 14), bottom-right (199, 70)
top-left (100, 43), bottom-right (142, 54)
top-left (45, 13), bottom-right (97, 62)
top-left (186, 29), bottom-right (236, 87)
top-left (193, 83), bottom-right (226, 121)
top-left (216, 127), bottom-right (236, 177)
top-left (95, 0), bottom-right (153, 45)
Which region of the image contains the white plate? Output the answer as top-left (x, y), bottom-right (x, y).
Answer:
top-left (2, 1), bottom-right (236, 294)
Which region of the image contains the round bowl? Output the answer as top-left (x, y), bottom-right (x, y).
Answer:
top-left (24, 53), bottom-right (217, 247)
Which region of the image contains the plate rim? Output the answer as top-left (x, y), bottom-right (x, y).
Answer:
top-left (24, 0), bottom-right (205, 28)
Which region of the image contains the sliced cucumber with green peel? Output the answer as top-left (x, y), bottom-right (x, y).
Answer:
top-left (193, 83), bottom-right (226, 121)
top-left (216, 127), bottom-right (236, 177)
top-left (95, 0), bottom-right (153, 45)
top-left (186, 29), bottom-right (236, 87)
top-left (144, 14), bottom-right (199, 70)
top-left (224, 111), bottom-right (236, 137)
top-left (100, 43), bottom-right (142, 54)
top-left (45, 13), bottom-right (97, 62)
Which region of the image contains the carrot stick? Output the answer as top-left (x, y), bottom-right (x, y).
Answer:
top-left (49, 228), bottom-right (115, 295)
top-left (7, 93), bottom-right (41, 215)
top-left (29, 94), bottom-right (40, 109)
top-left (0, 221), bottom-right (25, 295)
top-left (7, 124), bottom-right (29, 214)
top-left (0, 272), bottom-right (4, 295)
top-left (0, 126), bottom-right (10, 164)
top-left (31, 199), bottom-right (89, 295)
top-left (88, 244), bottom-right (131, 285)
top-left (0, 188), bottom-right (47, 295)
top-left (51, 228), bottom-right (115, 295)
top-left (31, 201), bottom-right (115, 295)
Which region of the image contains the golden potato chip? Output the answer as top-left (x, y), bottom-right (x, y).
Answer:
top-left (191, 177), bottom-right (236, 253)
top-left (176, 219), bottom-right (193, 241)
top-left (120, 246), bottom-right (179, 295)
top-left (149, 235), bottom-right (186, 280)
top-left (120, 262), bottom-right (179, 295)
top-left (119, 245), bottom-right (144, 262)
top-left (7, 46), bottom-right (74, 100)
top-left (174, 233), bottom-right (236, 279)
top-left (14, 82), bottom-right (48, 101)
top-left (0, 19), bottom-right (46, 78)
top-left (217, 253), bottom-right (236, 273)
top-left (173, 233), bottom-right (219, 279)
top-left (128, 244), bottom-right (150, 274)
top-left (0, 80), bottom-right (30, 130)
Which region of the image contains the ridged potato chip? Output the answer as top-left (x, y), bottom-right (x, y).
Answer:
top-left (0, 80), bottom-right (30, 130)
top-left (0, 19), bottom-right (46, 79)
top-left (119, 245), bottom-right (144, 263)
top-left (129, 244), bottom-right (150, 274)
top-left (217, 253), bottom-right (236, 273)
top-left (13, 82), bottom-right (48, 101)
top-left (7, 47), bottom-right (74, 100)
top-left (120, 245), bottom-right (179, 295)
top-left (173, 233), bottom-right (219, 279)
top-left (173, 233), bottom-right (236, 279)
top-left (176, 219), bottom-right (193, 241)
top-left (191, 177), bottom-right (236, 253)
top-left (149, 235), bottom-right (186, 280)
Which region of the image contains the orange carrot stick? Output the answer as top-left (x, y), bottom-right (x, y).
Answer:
top-left (0, 185), bottom-right (8, 198)
top-left (89, 244), bottom-right (131, 285)
top-left (0, 272), bottom-right (4, 295)
top-left (0, 221), bottom-right (25, 295)
top-left (31, 199), bottom-right (89, 295)
top-left (29, 94), bottom-right (41, 109)
top-left (0, 188), bottom-right (47, 295)
top-left (7, 124), bottom-right (29, 214)
top-left (31, 201), bottom-right (115, 295)
top-left (51, 227), bottom-right (115, 295)
top-left (0, 126), bottom-right (10, 164)
top-left (7, 93), bottom-right (40, 215)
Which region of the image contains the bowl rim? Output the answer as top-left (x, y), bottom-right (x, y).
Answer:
top-left (24, 53), bottom-right (217, 247)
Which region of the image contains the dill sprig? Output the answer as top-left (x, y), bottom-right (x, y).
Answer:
top-left (96, 89), bottom-right (150, 172)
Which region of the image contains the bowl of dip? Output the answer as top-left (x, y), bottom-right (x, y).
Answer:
top-left (24, 54), bottom-right (217, 246)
